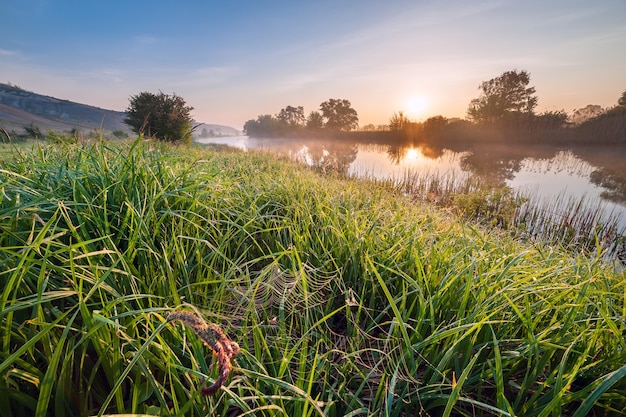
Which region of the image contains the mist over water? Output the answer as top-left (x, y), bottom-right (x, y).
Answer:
top-left (197, 135), bottom-right (626, 233)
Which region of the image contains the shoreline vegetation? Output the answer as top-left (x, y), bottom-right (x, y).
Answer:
top-left (1, 138), bottom-right (625, 416)
top-left (236, 123), bottom-right (626, 263)
top-left (243, 106), bottom-right (626, 146)
top-left (242, 71), bottom-right (625, 146)
top-left (238, 89), bottom-right (626, 264)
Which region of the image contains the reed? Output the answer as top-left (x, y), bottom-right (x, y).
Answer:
top-left (513, 191), bottom-right (626, 260)
top-left (367, 168), bottom-right (625, 262)
top-left (1, 139), bottom-right (624, 416)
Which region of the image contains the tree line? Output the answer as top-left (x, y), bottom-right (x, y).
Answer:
top-left (385, 69), bottom-right (625, 144)
top-left (121, 69), bottom-right (625, 143)
top-left (242, 98), bottom-right (359, 137)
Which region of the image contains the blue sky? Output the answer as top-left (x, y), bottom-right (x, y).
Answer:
top-left (2, 0), bottom-right (625, 129)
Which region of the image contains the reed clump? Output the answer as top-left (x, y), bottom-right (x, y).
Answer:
top-left (1, 138), bottom-right (625, 416)
top-left (378, 169), bottom-right (624, 262)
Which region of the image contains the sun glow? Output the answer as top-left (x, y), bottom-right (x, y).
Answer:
top-left (404, 95), bottom-right (428, 119)
top-left (405, 148), bottom-right (420, 160)
top-left (404, 148), bottom-right (426, 164)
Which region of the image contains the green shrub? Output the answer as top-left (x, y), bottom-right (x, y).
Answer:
top-left (453, 186), bottom-right (526, 227)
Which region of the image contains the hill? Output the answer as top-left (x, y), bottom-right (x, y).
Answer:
top-left (193, 122), bottom-right (241, 138)
top-left (0, 83), bottom-right (129, 134)
top-left (0, 83), bottom-right (240, 138)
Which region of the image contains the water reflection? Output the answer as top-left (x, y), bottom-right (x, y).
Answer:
top-left (197, 136), bottom-right (626, 231)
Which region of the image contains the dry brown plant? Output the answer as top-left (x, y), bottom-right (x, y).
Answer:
top-left (167, 311), bottom-right (240, 395)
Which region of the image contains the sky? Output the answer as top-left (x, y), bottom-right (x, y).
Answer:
top-left (1, 0), bottom-right (625, 130)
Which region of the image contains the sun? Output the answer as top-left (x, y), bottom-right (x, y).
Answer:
top-left (404, 95), bottom-right (428, 119)
top-left (405, 148), bottom-right (420, 160)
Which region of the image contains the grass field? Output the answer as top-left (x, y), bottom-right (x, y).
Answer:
top-left (1, 139), bottom-right (625, 416)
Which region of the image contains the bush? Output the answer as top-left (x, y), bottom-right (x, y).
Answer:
top-left (453, 186), bottom-right (526, 227)
top-left (111, 129), bottom-right (129, 139)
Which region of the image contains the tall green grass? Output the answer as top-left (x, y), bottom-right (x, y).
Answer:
top-left (1, 139), bottom-right (625, 416)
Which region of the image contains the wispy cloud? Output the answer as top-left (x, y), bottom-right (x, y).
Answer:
top-left (149, 65), bottom-right (243, 92)
top-left (191, 66), bottom-right (240, 83)
top-left (0, 48), bottom-right (22, 57)
top-left (132, 35), bottom-right (159, 45)
top-left (78, 69), bottom-right (126, 83)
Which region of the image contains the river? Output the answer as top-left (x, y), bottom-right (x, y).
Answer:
top-left (197, 135), bottom-right (626, 258)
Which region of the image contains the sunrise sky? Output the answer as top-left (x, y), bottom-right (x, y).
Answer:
top-left (2, 0), bottom-right (625, 129)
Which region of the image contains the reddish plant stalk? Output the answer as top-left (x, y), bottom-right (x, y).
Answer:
top-left (167, 311), bottom-right (240, 395)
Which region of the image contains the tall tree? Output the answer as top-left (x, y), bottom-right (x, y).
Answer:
top-left (319, 99), bottom-right (359, 131)
top-left (243, 114), bottom-right (284, 137)
top-left (423, 115), bottom-right (448, 134)
top-left (277, 105), bottom-right (305, 127)
top-left (467, 69), bottom-right (538, 124)
top-left (306, 111), bottom-right (324, 129)
top-left (125, 91), bottom-right (194, 143)
top-left (388, 111), bottom-right (411, 131)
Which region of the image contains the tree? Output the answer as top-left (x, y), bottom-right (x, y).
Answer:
top-left (423, 115), bottom-right (448, 134)
top-left (319, 99), bottom-right (359, 131)
top-left (111, 129), bottom-right (129, 139)
top-left (199, 128), bottom-right (217, 138)
top-left (125, 91), bottom-right (194, 143)
top-left (570, 105), bottom-right (604, 125)
top-left (467, 69), bottom-right (538, 124)
top-left (618, 90), bottom-right (626, 106)
top-left (389, 111), bottom-right (411, 131)
top-left (306, 111), bottom-right (324, 129)
top-left (277, 105), bottom-right (305, 127)
top-left (243, 114), bottom-right (284, 137)
top-left (533, 110), bottom-right (568, 129)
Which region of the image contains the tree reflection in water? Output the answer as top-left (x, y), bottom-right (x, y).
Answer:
top-left (198, 135), bottom-right (626, 261)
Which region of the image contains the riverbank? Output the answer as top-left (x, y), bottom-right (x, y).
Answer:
top-left (1, 139), bottom-right (625, 416)
top-left (245, 106), bottom-right (626, 146)
top-left (198, 135), bottom-right (626, 263)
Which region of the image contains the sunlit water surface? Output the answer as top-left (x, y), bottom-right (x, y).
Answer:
top-left (197, 136), bottom-right (626, 232)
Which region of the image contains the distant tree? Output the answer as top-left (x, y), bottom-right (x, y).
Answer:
top-left (277, 105), bottom-right (305, 127)
top-left (244, 114), bottom-right (285, 137)
top-left (569, 105), bottom-right (604, 125)
top-left (125, 91), bottom-right (194, 143)
top-left (576, 101), bottom-right (626, 143)
top-left (467, 69), bottom-right (538, 124)
top-left (534, 110), bottom-right (568, 129)
top-left (111, 129), bottom-right (128, 139)
top-left (319, 99), bottom-right (359, 131)
top-left (618, 90), bottom-right (626, 106)
top-left (23, 123), bottom-right (42, 139)
top-left (242, 119), bottom-right (257, 136)
top-left (388, 111), bottom-right (411, 131)
top-left (306, 111), bottom-right (324, 129)
top-left (423, 115), bottom-right (448, 134)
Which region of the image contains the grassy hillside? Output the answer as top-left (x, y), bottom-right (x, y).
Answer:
top-left (0, 83), bottom-right (129, 134)
top-left (0, 139), bottom-right (625, 416)
top-left (0, 83), bottom-right (240, 139)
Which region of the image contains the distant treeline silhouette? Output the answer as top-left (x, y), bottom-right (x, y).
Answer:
top-left (244, 70), bottom-right (626, 144)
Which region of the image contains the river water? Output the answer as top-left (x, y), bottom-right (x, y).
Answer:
top-left (196, 136), bottom-right (626, 239)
